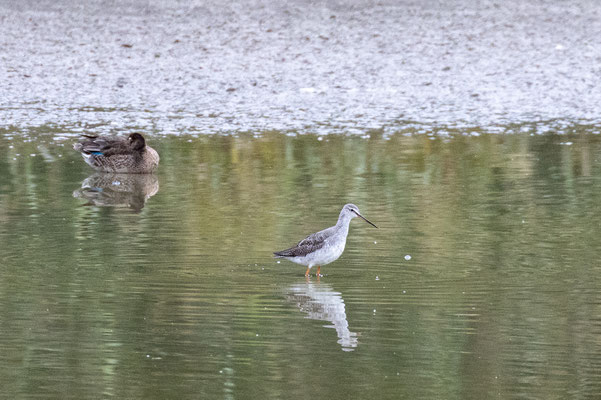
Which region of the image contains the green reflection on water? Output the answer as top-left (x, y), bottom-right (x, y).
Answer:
top-left (1, 129), bottom-right (601, 399)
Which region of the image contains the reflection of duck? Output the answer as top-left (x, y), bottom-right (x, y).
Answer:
top-left (73, 173), bottom-right (159, 211)
top-left (73, 133), bottom-right (159, 173)
top-left (287, 282), bottom-right (359, 351)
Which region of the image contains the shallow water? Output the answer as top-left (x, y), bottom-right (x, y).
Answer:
top-left (3, 0), bottom-right (601, 397)
top-left (2, 128), bottom-right (601, 398)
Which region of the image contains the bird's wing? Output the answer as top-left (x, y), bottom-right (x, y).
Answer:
top-left (274, 227), bottom-right (334, 257)
top-left (77, 135), bottom-right (129, 156)
top-left (297, 226), bottom-right (334, 247)
top-left (274, 241), bottom-right (326, 258)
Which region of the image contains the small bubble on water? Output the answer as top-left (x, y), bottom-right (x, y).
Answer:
top-left (373, 309), bottom-right (376, 313)
top-left (404, 255), bottom-right (411, 261)
top-left (276, 261), bottom-right (280, 264)
top-left (374, 241), bottom-right (377, 244)
top-left (375, 276), bottom-right (379, 281)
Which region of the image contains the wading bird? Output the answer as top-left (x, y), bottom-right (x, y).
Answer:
top-left (274, 204), bottom-right (377, 277)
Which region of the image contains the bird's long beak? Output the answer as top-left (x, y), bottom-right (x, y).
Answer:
top-left (353, 210), bottom-right (378, 228)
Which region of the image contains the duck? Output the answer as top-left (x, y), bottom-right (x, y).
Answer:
top-left (73, 132), bottom-right (159, 173)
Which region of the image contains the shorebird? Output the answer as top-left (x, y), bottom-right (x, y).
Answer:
top-left (73, 132), bottom-right (159, 173)
top-left (274, 203), bottom-right (377, 277)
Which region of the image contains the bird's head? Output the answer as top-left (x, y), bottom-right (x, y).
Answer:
top-left (342, 203), bottom-right (377, 228)
top-left (128, 132), bottom-right (146, 151)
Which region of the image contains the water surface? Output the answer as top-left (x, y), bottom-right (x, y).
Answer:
top-left (1, 129), bottom-right (601, 398)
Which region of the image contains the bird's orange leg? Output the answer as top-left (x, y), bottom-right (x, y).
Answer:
top-left (316, 266), bottom-right (321, 276)
top-left (305, 267), bottom-right (310, 277)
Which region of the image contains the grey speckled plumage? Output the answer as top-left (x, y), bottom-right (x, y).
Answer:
top-left (274, 204), bottom-right (377, 277)
top-left (73, 133), bottom-right (159, 173)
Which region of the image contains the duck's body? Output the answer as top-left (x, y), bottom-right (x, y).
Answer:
top-left (274, 204), bottom-right (377, 276)
top-left (73, 133), bottom-right (159, 174)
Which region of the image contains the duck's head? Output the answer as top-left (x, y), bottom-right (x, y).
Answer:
top-left (128, 132), bottom-right (146, 151)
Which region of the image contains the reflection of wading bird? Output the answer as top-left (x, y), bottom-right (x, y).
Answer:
top-left (287, 282), bottom-right (359, 351)
top-left (274, 204), bottom-right (377, 277)
top-left (73, 133), bottom-right (159, 173)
